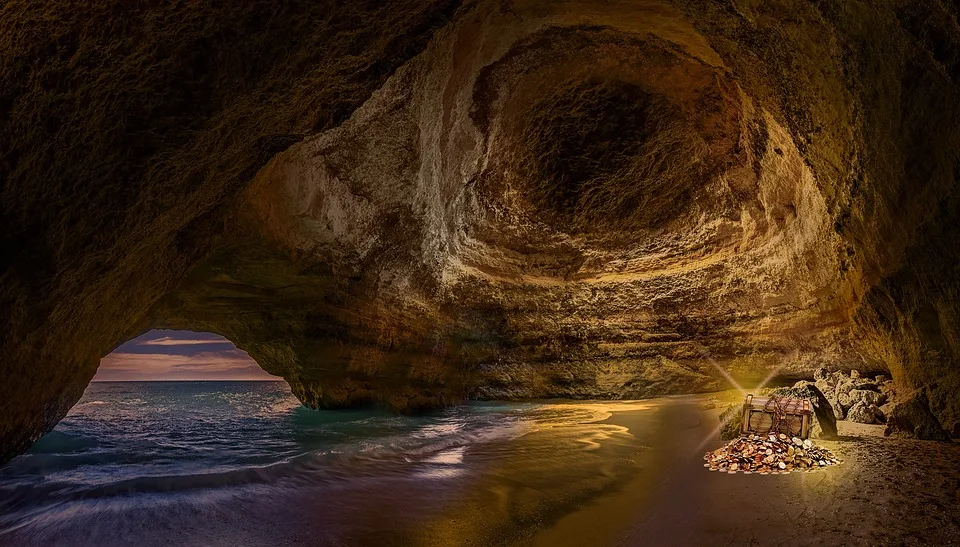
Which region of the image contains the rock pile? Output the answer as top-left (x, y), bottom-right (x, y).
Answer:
top-left (813, 368), bottom-right (893, 424)
top-left (704, 433), bottom-right (841, 474)
top-left (794, 369), bottom-right (950, 440)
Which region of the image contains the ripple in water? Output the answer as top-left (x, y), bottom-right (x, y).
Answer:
top-left (0, 381), bottom-right (649, 546)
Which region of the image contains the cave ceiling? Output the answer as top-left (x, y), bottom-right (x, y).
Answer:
top-left (2, 0), bottom-right (959, 461)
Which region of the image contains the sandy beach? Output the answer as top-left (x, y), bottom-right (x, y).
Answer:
top-left (342, 394), bottom-right (960, 546)
top-left (3, 394), bottom-right (958, 547)
top-left (532, 395), bottom-right (960, 546)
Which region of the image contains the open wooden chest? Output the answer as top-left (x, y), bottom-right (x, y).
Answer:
top-left (739, 394), bottom-right (812, 439)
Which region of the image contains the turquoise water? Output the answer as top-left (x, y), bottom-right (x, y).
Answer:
top-left (0, 381), bottom-right (536, 545)
top-left (0, 382), bottom-right (647, 546)
top-left (2, 382), bottom-right (492, 487)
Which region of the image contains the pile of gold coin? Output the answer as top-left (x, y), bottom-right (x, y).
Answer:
top-left (704, 433), bottom-right (841, 474)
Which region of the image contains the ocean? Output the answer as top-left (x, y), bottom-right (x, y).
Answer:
top-left (0, 381), bottom-right (650, 546)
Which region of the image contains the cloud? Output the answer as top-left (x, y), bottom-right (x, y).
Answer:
top-left (94, 349), bottom-right (280, 381)
top-left (138, 336), bottom-right (233, 347)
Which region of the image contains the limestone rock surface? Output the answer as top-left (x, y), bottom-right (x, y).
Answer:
top-left (719, 404), bottom-right (743, 441)
top-left (847, 402), bottom-right (881, 425)
top-left (885, 389), bottom-right (952, 441)
top-left (3, 0), bottom-right (960, 461)
top-left (816, 369), bottom-right (892, 423)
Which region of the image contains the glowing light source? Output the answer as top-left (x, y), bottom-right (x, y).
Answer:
top-left (691, 342), bottom-right (782, 454)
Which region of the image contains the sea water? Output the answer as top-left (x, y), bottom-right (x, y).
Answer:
top-left (0, 381), bottom-right (650, 546)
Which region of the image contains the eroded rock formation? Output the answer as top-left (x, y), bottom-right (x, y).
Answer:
top-left (2, 0), bottom-right (960, 461)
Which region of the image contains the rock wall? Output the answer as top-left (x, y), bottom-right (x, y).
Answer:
top-left (2, 0), bottom-right (960, 461)
top-left (0, 0), bottom-right (467, 462)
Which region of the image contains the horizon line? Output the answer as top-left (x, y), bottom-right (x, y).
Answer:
top-left (90, 379), bottom-right (286, 383)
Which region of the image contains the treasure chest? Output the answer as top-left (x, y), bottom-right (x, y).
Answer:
top-left (739, 394), bottom-right (812, 439)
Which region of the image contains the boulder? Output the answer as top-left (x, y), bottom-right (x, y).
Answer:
top-left (879, 401), bottom-right (896, 420)
top-left (719, 404), bottom-right (743, 440)
top-left (814, 369), bottom-right (889, 420)
top-left (873, 405), bottom-right (886, 423)
top-left (884, 389), bottom-right (951, 441)
top-left (814, 370), bottom-right (846, 420)
top-left (840, 389), bottom-right (886, 409)
top-left (877, 380), bottom-right (899, 420)
top-left (836, 378), bottom-right (860, 416)
top-left (825, 393), bottom-right (846, 420)
top-left (832, 402), bottom-right (847, 421)
top-left (814, 368), bottom-right (841, 392)
top-left (846, 401), bottom-right (882, 424)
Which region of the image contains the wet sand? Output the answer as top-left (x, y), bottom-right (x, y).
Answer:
top-left (532, 394), bottom-right (960, 547)
top-left (343, 394), bottom-right (960, 546)
top-left (4, 396), bottom-right (958, 546)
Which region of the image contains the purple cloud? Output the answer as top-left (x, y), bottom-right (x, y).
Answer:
top-left (94, 330), bottom-right (280, 381)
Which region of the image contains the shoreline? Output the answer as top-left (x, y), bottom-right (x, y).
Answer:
top-left (4, 393), bottom-right (958, 546)
top-left (531, 394), bottom-right (960, 546)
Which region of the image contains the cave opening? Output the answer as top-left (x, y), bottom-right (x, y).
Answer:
top-left (46, 329), bottom-right (299, 465)
top-left (94, 329), bottom-right (281, 383)
top-left (3, 0), bottom-right (960, 543)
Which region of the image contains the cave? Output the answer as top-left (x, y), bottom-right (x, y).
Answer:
top-left (94, 329), bottom-right (279, 381)
top-left (2, 0), bottom-right (960, 544)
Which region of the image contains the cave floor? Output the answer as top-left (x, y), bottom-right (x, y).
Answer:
top-left (2, 394), bottom-right (958, 547)
top-left (533, 395), bottom-right (960, 547)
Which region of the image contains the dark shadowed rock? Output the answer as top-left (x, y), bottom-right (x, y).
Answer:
top-left (885, 389), bottom-right (951, 441)
top-left (841, 389), bottom-right (886, 409)
top-left (847, 401), bottom-right (881, 424)
top-left (816, 369), bottom-right (890, 421)
top-left (719, 404), bottom-right (743, 441)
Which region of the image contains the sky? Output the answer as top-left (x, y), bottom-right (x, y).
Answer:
top-left (93, 329), bottom-right (281, 381)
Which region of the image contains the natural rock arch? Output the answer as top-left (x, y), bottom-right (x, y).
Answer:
top-left (3, 0), bottom-right (960, 462)
top-left (95, 329), bottom-right (279, 382)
